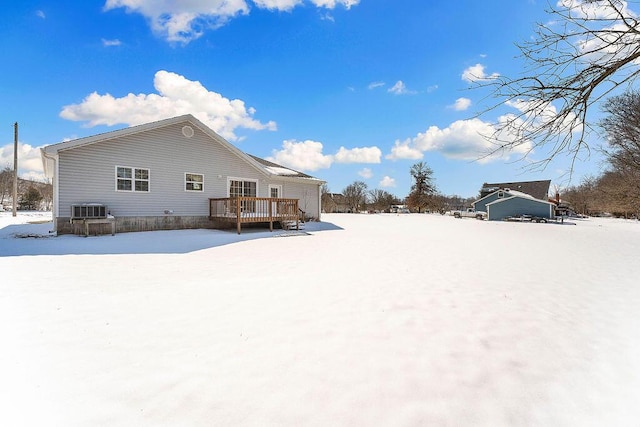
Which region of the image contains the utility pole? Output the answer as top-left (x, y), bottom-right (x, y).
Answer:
top-left (13, 122), bottom-right (18, 217)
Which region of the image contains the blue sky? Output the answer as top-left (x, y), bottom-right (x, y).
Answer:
top-left (0, 0), bottom-right (610, 198)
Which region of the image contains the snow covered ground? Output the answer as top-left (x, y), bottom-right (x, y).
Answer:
top-left (1, 211), bottom-right (639, 426)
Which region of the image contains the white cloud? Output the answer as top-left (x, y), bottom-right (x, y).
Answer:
top-left (0, 142), bottom-right (46, 181)
top-left (387, 80), bottom-right (416, 95)
top-left (558, 0), bottom-right (635, 19)
top-left (334, 146), bottom-right (381, 164)
top-left (358, 168), bottom-right (373, 179)
top-left (310, 0), bottom-right (360, 8)
top-left (36, 10), bottom-right (46, 19)
top-left (253, 0), bottom-right (302, 11)
top-left (267, 139), bottom-right (333, 172)
top-left (102, 38), bottom-right (122, 47)
top-left (386, 118), bottom-right (532, 162)
top-left (450, 97), bottom-right (472, 111)
top-left (368, 81), bottom-right (385, 90)
top-left (501, 98), bottom-right (582, 144)
top-left (386, 139), bottom-right (423, 160)
top-left (103, 0), bottom-right (249, 43)
top-left (379, 176), bottom-right (396, 188)
top-left (21, 170), bottom-right (47, 182)
top-left (461, 64), bottom-right (499, 83)
top-left (103, 0), bottom-right (360, 43)
top-left (268, 140), bottom-right (382, 172)
top-left (59, 70), bottom-right (276, 142)
top-left (560, 1), bottom-right (640, 68)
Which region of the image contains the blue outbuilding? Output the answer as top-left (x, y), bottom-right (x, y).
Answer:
top-left (473, 189), bottom-right (555, 221)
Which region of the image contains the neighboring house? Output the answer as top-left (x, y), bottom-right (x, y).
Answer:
top-left (473, 188), bottom-right (524, 213)
top-left (479, 180), bottom-right (551, 201)
top-left (41, 114), bottom-right (324, 234)
top-left (322, 193), bottom-right (349, 213)
top-left (473, 189), bottom-right (555, 221)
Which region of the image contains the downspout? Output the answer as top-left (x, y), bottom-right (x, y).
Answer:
top-left (40, 148), bottom-right (58, 232)
top-left (317, 183), bottom-right (322, 221)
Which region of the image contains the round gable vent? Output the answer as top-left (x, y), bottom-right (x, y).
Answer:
top-left (182, 125), bottom-right (194, 138)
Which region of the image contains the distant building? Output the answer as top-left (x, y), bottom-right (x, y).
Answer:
top-left (479, 180), bottom-right (551, 200)
top-left (474, 189), bottom-right (555, 221)
top-left (322, 193), bottom-right (349, 213)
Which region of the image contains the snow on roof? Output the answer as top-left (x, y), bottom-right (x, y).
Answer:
top-left (248, 154), bottom-right (321, 181)
top-left (486, 191), bottom-right (555, 206)
top-left (264, 166), bottom-right (300, 176)
top-left (506, 190), bottom-right (537, 199)
top-left (476, 188), bottom-right (544, 206)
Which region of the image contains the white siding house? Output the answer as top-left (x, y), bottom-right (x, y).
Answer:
top-left (41, 114), bottom-right (324, 234)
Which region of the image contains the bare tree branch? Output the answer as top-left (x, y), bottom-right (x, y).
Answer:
top-left (476, 0), bottom-right (640, 174)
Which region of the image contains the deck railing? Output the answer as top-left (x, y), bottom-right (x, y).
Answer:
top-left (209, 197), bottom-right (300, 234)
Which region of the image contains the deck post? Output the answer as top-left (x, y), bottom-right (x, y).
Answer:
top-left (236, 197), bottom-right (241, 234)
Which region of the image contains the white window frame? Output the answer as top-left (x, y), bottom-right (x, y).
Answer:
top-left (185, 173), bottom-right (204, 192)
top-left (268, 184), bottom-right (282, 198)
top-left (116, 166), bottom-right (150, 192)
top-left (227, 177), bottom-right (258, 198)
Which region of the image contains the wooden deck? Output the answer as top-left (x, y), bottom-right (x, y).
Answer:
top-left (209, 197), bottom-right (300, 234)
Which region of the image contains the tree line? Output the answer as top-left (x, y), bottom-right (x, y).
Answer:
top-left (322, 161), bottom-right (475, 214)
top-left (325, 1), bottom-right (640, 218)
top-left (0, 166), bottom-right (53, 211)
top-left (328, 84), bottom-right (640, 217)
top-left (562, 91), bottom-right (640, 218)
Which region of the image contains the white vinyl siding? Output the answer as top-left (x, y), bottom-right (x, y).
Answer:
top-left (54, 120), bottom-right (322, 219)
top-left (57, 123), bottom-right (265, 217)
top-left (279, 180), bottom-right (320, 219)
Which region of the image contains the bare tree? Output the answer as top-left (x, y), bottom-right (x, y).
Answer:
top-left (600, 90), bottom-right (640, 172)
top-left (563, 175), bottom-right (599, 215)
top-left (407, 162), bottom-right (436, 213)
top-left (368, 189), bottom-right (399, 211)
top-left (40, 178), bottom-right (54, 211)
top-left (597, 90), bottom-right (640, 215)
top-left (342, 181), bottom-right (368, 213)
top-left (479, 0), bottom-right (640, 172)
top-left (598, 170), bottom-right (640, 215)
top-left (320, 182), bottom-right (330, 197)
top-left (440, 194), bottom-right (477, 212)
top-left (320, 183), bottom-right (333, 213)
top-left (0, 165), bottom-right (12, 205)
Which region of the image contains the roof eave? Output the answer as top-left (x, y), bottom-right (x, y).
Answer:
top-left (43, 114), bottom-right (197, 154)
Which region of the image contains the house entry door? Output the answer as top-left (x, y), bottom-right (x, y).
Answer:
top-left (269, 185), bottom-right (282, 215)
top-left (229, 179), bottom-right (257, 212)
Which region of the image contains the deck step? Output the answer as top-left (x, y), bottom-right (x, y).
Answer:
top-left (281, 220), bottom-right (305, 230)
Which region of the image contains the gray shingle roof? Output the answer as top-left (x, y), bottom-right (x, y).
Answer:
top-left (480, 180), bottom-right (551, 200)
top-left (247, 154), bottom-right (314, 179)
